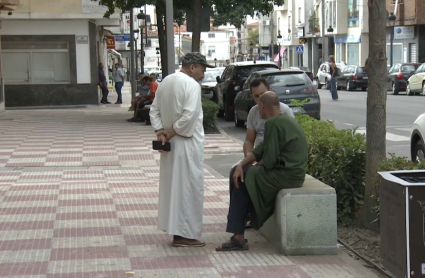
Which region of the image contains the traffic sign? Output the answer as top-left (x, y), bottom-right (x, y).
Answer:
top-left (296, 45), bottom-right (304, 54)
top-left (115, 34), bottom-right (131, 42)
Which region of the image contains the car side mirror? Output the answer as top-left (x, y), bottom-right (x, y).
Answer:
top-left (234, 86), bottom-right (241, 91)
top-left (216, 76), bottom-right (221, 83)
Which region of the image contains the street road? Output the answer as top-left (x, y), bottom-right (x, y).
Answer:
top-left (217, 89), bottom-right (425, 159)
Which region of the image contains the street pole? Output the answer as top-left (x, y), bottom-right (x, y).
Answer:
top-left (134, 38), bottom-right (138, 76)
top-left (321, 0), bottom-right (326, 64)
top-left (390, 29), bottom-right (393, 67)
top-left (165, 0), bottom-right (175, 75)
top-left (130, 8), bottom-right (136, 100)
top-left (140, 28), bottom-right (144, 75)
top-left (278, 42), bottom-right (281, 69)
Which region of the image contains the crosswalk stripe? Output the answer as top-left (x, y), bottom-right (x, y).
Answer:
top-left (355, 130), bottom-right (410, 142)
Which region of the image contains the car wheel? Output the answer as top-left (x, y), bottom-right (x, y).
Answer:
top-left (325, 78), bottom-right (329, 89)
top-left (361, 87), bottom-right (367, 91)
top-left (413, 140), bottom-right (425, 162)
top-left (317, 80), bottom-right (322, 89)
top-left (346, 80), bottom-right (351, 91)
top-left (224, 98), bottom-right (234, 121)
top-left (234, 110), bottom-right (245, 127)
top-left (407, 83), bottom-right (414, 96)
top-left (392, 83), bottom-right (399, 95)
top-left (422, 82), bottom-right (425, 96)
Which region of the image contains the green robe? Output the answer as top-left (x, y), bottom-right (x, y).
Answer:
top-left (246, 114), bottom-right (308, 229)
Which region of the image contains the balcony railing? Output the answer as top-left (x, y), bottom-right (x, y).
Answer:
top-left (307, 17), bottom-right (320, 35)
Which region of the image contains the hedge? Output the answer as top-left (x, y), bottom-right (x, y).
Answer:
top-left (296, 115), bottom-right (366, 224)
top-left (296, 114), bottom-right (425, 224)
top-left (202, 99), bottom-right (220, 134)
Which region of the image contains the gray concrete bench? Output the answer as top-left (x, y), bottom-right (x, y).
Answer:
top-left (259, 174), bottom-right (337, 255)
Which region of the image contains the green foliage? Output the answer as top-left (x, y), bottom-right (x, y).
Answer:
top-left (202, 99), bottom-right (220, 134)
top-left (290, 98), bottom-right (311, 108)
top-left (296, 115), bottom-right (366, 224)
top-left (248, 27), bottom-right (259, 45)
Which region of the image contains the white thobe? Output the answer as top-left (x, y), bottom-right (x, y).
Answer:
top-left (149, 72), bottom-right (205, 240)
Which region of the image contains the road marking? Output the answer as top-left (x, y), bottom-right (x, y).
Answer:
top-left (355, 129), bottom-right (410, 142)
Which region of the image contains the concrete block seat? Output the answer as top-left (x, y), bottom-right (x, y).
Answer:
top-left (259, 174), bottom-right (337, 255)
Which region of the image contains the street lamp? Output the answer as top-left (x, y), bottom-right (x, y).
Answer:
top-left (277, 30), bottom-right (283, 69)
top-left (134, 30), bottom-right (139, 75)
top-left (327, 26), bottom-right (334, 33)
top-left (388, 12), bottom-right (397, 67)
top-left (156, 50), bottom-right (160, 67)
top-left (214, 58), bottom-right (217, 67)
top-left (249, 41), bottom-right (254, 61)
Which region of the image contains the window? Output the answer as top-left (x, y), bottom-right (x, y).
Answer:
top-left (335, 44), bottom-right (341, 63)
top-left (208, 46), bottom-right (216, 57)
top-left (265, 73), bottom-right (311, 88)
top-left (298, 7), bottom-right (302, 23)
top-left (3, 42), bottom-right (70, 84)
top-left (235, 65), bottom-right (278, 79)
top-left (208, 33), bottom-right (215, 38)
top-left (347, 44), bottom-right (359, 66)
top-left (386, 43), bottom-right (403, 66)
top-left (348, 0), bottom-right (359, 27)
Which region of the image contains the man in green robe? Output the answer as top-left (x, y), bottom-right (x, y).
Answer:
top-left (216, 91), bottom-right (308, 251)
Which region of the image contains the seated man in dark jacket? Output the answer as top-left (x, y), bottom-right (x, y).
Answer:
top-left (216, 91), bottom-right (308, 251)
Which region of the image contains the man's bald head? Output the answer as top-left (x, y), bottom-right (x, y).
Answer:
top-left (259, 91), bottom-right (280, 108)
top-left (258, 91), bottom-right (281, 120)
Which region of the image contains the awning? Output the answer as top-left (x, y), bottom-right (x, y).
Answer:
top-left (274, 47), bottom-right (287, 62)
top-left (108, 49), bottom-right (122, 59)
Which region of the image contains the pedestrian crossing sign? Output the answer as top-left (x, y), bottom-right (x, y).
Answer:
top-left (296, 45), bottom-right (304, 54)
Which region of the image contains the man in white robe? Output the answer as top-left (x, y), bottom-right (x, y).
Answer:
top-left (149, 53), bottom-right (215, 247)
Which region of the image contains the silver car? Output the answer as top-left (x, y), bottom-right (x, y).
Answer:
top-left (316, 62), bottom-right (347, 89)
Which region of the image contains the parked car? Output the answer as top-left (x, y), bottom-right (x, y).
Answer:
top-left (411, 113), bottom-right (425, 161)
top-left (406, 63), bottom-right (425, 96)
top-left (201, 67), bottom-right (225, 101)
top-left (234, 69), bottom-right (320, 127)
top-left (316, 62), bottom-right (347, 89)
top-left (215, 61), bottom-right (279, 121)
top-left (289, 66), bottom-right (314, 81)
top-left (387, 63), bottom-right (420, 95)
top-left (336, 66), bottom-right (368, 91)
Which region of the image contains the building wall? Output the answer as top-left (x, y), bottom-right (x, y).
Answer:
top-left (2, 20), bottom-right (98, 107)
top-left (200, 31), bottom-right (231, 63)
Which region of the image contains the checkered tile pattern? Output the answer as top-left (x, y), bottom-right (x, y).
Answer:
top-left (0, 108), bottom-right (374, 277)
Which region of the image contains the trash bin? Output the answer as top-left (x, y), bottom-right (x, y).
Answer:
top-left (378, 171), bottom-right (425, 278)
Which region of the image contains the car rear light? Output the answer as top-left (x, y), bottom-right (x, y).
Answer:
top-left (303, 86), bottom-right (317, 94)
top-left (353, 75), bottom-right (358, 80)
top-left (230, 81), bottom-right (240, 86)
top-left (396, 72), bottom-right (404, 79)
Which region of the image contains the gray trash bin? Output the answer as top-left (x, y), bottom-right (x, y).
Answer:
top-left (378, 170), bottom-right (425, 278)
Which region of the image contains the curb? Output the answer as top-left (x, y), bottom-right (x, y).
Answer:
top-left (217, 127), bottom-right (245, 146)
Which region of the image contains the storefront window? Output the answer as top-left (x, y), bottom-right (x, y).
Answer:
top-left (335, 44), bottom-right (341, 63)
top-left (347, 44), bottom-right (359, 66)
top-left (348, 0), bottom-right (359, 28)
top-left (386, 43), bottom-right (403, 66)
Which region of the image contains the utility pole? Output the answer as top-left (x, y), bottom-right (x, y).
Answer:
top-left (270, 13), bottom-right (274, 62)
top-left (130, 8), bottom-right (136, 99)
top-left (321, 0), bottom-right (326, 63)
top-left (166, 0), bottom-right (175, 74)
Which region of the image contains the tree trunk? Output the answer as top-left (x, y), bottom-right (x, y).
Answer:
top-left (156, 2), bottom-right (169, 77)
top-left (361, 0), bottom-right (388, 230)
top-left (191, 0), bottom-right (202, 52)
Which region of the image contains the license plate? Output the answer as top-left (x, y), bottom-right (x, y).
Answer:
top-left (291, 107), bottom-right (302, 113)
top-left (363, 76), bottom-right (368, 79)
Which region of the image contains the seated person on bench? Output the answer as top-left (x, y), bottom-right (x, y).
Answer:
top-left (216, 91), bottom-right (308, 252)
top-left (127, 76), bottom-right (158, 122)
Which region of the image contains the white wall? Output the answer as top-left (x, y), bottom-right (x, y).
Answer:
top-left (2, 19), bottom-right (91, 84)
top-left (200, 32), bottom-right (230, 61)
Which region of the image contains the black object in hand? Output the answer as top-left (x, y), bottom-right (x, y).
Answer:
top-left (152, 141), bottom-right (171, 152)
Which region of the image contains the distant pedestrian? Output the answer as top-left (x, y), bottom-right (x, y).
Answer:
top-left (98, 63), bottom-right (110, 104)
top-left (329, 55), bottom-right (339, 100)
top-left (114, 63), bottom-right (125, 104)
top-left (150, 52), bottom-right (215, 247)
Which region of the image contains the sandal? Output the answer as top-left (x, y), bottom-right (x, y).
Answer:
top-left (216, 236), bottom-right (249, 252)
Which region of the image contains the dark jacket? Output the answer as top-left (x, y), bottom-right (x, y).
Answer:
top-left (98, 68), bottom-right (107, 84)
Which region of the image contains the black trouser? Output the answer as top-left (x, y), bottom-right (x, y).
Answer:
top-left (226, 165), bottom-right (253, 234)
top-left (100, 82), bottom-right (109, 103)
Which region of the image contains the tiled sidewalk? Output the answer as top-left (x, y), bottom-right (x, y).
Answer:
top-left (0, 108), bottom-right (378, 278)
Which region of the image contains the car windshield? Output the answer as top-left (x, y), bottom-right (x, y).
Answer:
top-left (401, 64), bottom-right (417, 72)
top-left (202, 69), bottom-right (224, 83)
top-left (357, 67), bottom-right (367, 74)
top-left (265, 72), bottom-right (311, 87)
top-left (236, 65), bottom-right (278, 79)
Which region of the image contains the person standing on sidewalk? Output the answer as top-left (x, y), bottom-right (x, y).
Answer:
top-left (114, 63), bottom-right (125, 104)
top-left (98, 63), bottom-right (110, 104)
top-left (329, 55), bottom-right (339, 101)
top-left (150, 53), bottom-right (215, 247)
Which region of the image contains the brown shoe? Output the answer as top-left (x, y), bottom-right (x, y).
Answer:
top-left (172, 236), bottom-right (205, 247)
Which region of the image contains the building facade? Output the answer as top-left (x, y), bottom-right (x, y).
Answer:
top-left (385, 0), bottom-right (425, 66)
top-left (1, 0), bottom-right (120, 108)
